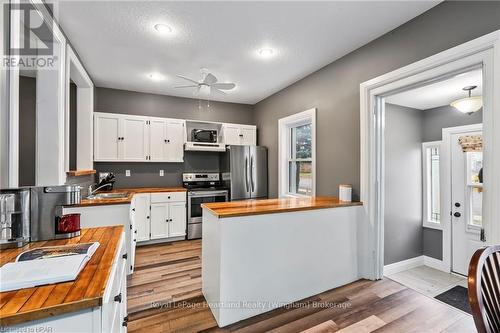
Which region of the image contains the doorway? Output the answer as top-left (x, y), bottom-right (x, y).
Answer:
top-left (359, 30), bottom-right (500, 281)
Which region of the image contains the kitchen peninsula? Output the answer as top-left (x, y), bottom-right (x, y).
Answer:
top-left (201, 196), bottom-right (363, 327)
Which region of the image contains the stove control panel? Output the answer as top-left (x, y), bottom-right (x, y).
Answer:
top-left (182, 173), bottom-right (220, 182)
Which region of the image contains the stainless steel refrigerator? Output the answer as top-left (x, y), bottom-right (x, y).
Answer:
top-left (221, 146), bottom-right (268, 200)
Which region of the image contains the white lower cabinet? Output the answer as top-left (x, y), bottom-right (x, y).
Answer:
top-left (12, 232), bottom-right (128, 333)
top-left (132, 193), bottom-right (151, 242)
top-left (143, 192), bottom-right (187, 241)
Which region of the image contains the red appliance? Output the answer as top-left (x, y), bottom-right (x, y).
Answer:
top-left (56, 213), bottom-right (81, 234)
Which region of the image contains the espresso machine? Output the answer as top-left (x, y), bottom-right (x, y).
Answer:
top-left (0, 185), bottom-right (82, 248)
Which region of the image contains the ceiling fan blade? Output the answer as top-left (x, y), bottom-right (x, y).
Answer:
top-left (211, 82), bottom-right (235, 90)
top-left (203, 73), bottom-right (218, 85)
top-left (176, 75), bottom-right (199, 84)
top-left (211, 87), bottom-right (226, 95)
top-left (174, 85), bottom-right (199, 89)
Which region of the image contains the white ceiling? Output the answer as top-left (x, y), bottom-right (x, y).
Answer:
top-left (386, 68), bottom-right (483, 110)
top-left (56, 1), bottom-right (440, 104)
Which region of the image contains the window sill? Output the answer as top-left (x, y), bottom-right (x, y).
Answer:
top-left (423, 221), bottom-right (442, 230)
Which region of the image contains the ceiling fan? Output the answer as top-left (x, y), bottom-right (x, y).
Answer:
top-left (174, 69), bottom-right (236, 95)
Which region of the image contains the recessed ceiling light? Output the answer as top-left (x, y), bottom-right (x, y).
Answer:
top-left (148, 73), bottom-right (165, 81)
top-left (154, 23), bottom-right (173, 34)
top-left (258, 48), bottom-right (275, 59)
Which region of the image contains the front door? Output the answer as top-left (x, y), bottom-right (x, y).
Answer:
top-left (451, 129), bottom-right (485, 275)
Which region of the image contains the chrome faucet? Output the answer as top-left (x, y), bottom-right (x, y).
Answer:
top-left (88, 183), bottom-right (113, 196)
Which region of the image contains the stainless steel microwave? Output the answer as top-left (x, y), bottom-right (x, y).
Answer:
top-left (191, 129), bottom-right (218, 143)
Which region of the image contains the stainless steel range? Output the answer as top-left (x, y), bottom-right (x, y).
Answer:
top-left (183, 173), bottom-right (228, 239)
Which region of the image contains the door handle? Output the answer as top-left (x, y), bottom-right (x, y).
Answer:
top-left (250, 155), bottom-right (255, 192)
top-left (244, 157), bottom-right (249, 192)
top-left (453, 212), bottom-right (461, 218)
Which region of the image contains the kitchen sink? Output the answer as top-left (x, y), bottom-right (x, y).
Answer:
top-left (86, 192), bottom-right (129, 200)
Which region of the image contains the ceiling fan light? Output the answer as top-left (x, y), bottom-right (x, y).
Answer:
top-left (450, 96), bottom-right (483, 114)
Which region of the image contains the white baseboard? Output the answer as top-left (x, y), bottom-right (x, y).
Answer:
top-left (384, 256), bottom-right (424, 276)
top-left (423, 255), bottom-right (450, 273)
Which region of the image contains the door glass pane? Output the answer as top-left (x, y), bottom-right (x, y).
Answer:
top-left (288, 161), bottom-right (312, 195)
top-left (467, 152), bottom-right (483, 184)
top-left (428, 147), bottom-right (440, 222)
top-left (291, 124), bottom-right (312, 159)
top-left (190, 195), bottom-right (227, 218)
top-left (470, 187), bottom-right (483, 227)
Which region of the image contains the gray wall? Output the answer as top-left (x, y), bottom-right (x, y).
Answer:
top-left (94, 87), bottom-right (255, 188)
top-left (18, 76), bottom-right (36, 187)
top-left (95, 87), bottom-right (254, 125)
top-left (384, 104), bottom-right (423, 265)
top-left (253, 1), bottom-right (500, 199)
top-left (423, 105), bottom-right (483, 142)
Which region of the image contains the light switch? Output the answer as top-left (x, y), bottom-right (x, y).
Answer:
top-left (125, 170), bottom-right (131, 177)
top-left (159, 170), bottom-right (164, 177)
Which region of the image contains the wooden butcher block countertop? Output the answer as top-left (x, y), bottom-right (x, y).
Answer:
top-left (75, 187), bottom-right (187, 207)
top-left (0, 226), bottom-right (124, 327)
top-left (202, 196), bottom-right (362, 218)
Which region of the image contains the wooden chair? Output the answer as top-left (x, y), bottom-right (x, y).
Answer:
top-left (468, 245), bottom-right (500, 333)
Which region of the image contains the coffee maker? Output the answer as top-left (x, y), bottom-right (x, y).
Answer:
top-left (0, 189), bottom-right (30, 249)
top-left (30, 185), bottom-right (82, 241)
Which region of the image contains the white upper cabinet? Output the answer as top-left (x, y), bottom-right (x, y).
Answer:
top-left (149, 117), bottom-right (168, 162)
top-left (222, 124), bottom-right (257, 146)
top-left (94, 113), bottom-right (121, 161)
top-left (121, 115), bottom-right (149, 161)
top-left (94, 112), bottom-right (185, 162)
top-left (165, 119), bottom-right (185, 162)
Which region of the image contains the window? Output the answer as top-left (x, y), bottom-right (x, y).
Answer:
top-left (466, 152), bottom-right (483, 228)
top-left (279, 109), bottom-right (316, 198)
top-left (422, 141), bottom-right (441, 229)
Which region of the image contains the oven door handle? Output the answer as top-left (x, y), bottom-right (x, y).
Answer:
top-left (188, 191), bottom-right (229, 198)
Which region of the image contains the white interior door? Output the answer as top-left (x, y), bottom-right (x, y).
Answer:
top-left (451, 129), bottom-right (485, 275)
top-left (165, 119), bottom-right (185, 162)
top-left (149, 118), bottom-right (167, 161)
top-left (121, 116), bottom-right (149, 161)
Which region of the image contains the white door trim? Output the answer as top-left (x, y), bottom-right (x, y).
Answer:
top-left (360, 30), bottom-right (500, 280)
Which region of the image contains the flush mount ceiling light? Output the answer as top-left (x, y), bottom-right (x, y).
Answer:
top-left (148, 73), bottom-right (165, 81)
top-left (257, 48), bottom-right (275, 59)
top-left (450, 86), bottom-right (483, 115)
top-left (154, 23), bottom-right (173, 34)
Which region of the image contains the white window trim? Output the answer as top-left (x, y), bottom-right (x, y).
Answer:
top-left (422, 141), bottom-right (442, 230)
top-left (278, 108), bottom-right (316, 198)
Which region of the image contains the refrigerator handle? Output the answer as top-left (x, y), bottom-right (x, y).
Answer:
top-left (245, 156), bottom-right (250, 192)
top-left (250, 155), bottom-right (255, 192)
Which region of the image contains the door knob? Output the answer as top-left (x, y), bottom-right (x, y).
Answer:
top-left (454, 212), bottom-right (461, 218)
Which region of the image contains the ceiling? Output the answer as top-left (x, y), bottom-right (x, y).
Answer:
top-left (56, 1), bottom-right (440, 104)
top-left (386, 68), bottom-right (483, 110)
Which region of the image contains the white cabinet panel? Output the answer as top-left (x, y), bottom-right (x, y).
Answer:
top-left (166, 119), bottom-right (185, 162)
top-left (240, 126), bottom-right (256, 145)
top-left (169, 202), bottom-right (187, 237)
top-left (222, 124), bottom-right (257, 146)
top-left (133, 193), bottom-right (151, 242)
top-left (149, 118), bottom-right (167, 161)
top-left (122, 116), bottom-right (148, 161)
top-left (94, 114), bottom-right (120, 160)
top-left (222, 124), bottom-right (241, 146)
top-left (150, 203), bottom-right (169, 239)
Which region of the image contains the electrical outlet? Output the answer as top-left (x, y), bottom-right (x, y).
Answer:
top-left (159, 170), bottom-right (164, 177)
top-left (125, 170), bottom-right (131, 177)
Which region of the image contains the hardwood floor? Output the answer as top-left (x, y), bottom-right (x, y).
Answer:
top-left (128, 241), bottom-right (475, 333)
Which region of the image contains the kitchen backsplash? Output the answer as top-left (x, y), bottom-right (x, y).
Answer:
top-left (94, 151), bottom-right (221, 189)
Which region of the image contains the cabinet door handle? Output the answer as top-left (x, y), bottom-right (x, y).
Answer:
top-left (147, 216), bottom-right (150, 219)
top-left (134, 230), bottom-right (137, 234)
top-left (114, 293), bottom-right (122, 303)
top-left (122, 253), bottom-right (128, 260)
